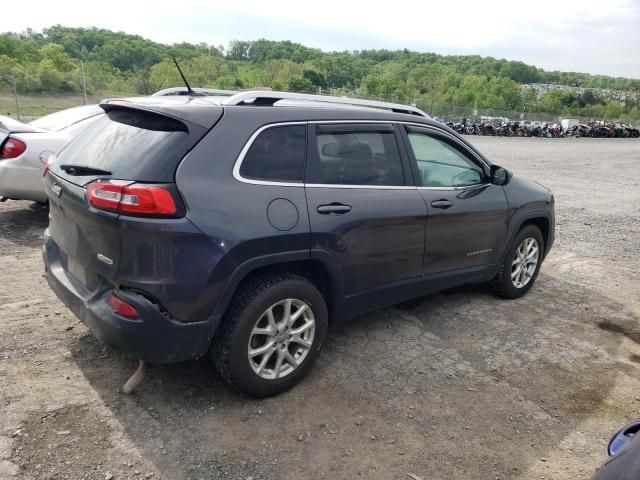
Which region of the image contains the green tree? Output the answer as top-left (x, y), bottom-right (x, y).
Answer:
top-left (40, 43), bottom-right (75, 72)
top-left (288, 75), bottom-right (314, 92)
top-left (302, 69), bottom-right (326, 88)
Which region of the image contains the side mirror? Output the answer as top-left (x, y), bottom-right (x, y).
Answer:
top-left (608, 420), bottom-right (640, 456)
top-left (490, 165), bottom-right (512, 186)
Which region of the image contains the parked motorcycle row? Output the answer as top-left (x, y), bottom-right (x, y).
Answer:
top-left (564, 122), bottom-right (640, 138)
top-left (438, 119), bottom-right (640, 138)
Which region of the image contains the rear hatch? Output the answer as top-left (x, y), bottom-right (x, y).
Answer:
top-left (45, 99), bottom-right (221, 293)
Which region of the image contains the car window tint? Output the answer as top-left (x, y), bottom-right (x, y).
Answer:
top-left (52, 109), bottom-right (191, 182)
top-left (240, 125), bottom-right (306, 182)
top-left (312, 129), bottom-right (404, 186)
top-left (407, 132), bottom-right (484, 187)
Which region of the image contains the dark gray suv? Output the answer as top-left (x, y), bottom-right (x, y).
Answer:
top-left (42, 91), bottom-right (555, 397)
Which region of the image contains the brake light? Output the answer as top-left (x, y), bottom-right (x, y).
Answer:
top-left (109, 294), bottom-right (140, 319)
top-left (0, 137), bottom-right (27, 159)
top-left (87, 180), bottom-right (178, 216)
top-left (120, 184), bottom-right (177, 215)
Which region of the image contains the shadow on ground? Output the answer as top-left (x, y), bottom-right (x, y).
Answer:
top-left (58, 274), bottom-right (638, 480)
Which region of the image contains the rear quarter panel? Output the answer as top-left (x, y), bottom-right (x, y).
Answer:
top-left (175, 109), bottom-right (311, 319)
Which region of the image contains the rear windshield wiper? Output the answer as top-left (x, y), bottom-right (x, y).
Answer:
top-left (60, 164), bottom-right (112, 176)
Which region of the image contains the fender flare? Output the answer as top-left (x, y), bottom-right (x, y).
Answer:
top-left (210, 249), bottom-right (344, 319)
top-left (503, 210), bottom-right (554, 263)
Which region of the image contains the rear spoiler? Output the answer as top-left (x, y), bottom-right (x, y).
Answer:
top-left (0, 115), bottom-right (45, 134)
top-left (100, 98), bottom-right (223, 130)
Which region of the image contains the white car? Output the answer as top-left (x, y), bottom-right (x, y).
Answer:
top-left (0, 105), bottom-right (103, 203)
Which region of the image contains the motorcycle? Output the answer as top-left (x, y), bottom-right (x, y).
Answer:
top-left (622, 123), bottom-right (640, 138)
top-left (575, 124), bottom-right (594, 138)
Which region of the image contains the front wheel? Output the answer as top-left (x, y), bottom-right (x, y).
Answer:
top-left (212, 273), bottom-right (328, 397)
top-left (491, 225), bottom-right (544, 299)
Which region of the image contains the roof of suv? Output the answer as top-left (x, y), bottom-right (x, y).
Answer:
top-left (101, 92), bottom-right (439, 130)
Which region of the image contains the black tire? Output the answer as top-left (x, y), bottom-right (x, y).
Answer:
top-left (212, 273), bottom-right (328, 397)
top-left (491, 225), bottom-right (544, 299)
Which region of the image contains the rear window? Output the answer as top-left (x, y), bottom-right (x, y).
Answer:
top-left (239, 125), bottom-right (306, 183)
top-left (29, 105), bottom-right (102, 131)
top-left (54, 108), bottom-right (191, 182)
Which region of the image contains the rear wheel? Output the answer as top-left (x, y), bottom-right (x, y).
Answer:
top-left (491, 225), bottom-right (544, 299)
top-left (212, 273), bottom-right (328, 397)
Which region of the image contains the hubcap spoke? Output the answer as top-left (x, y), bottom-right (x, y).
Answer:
top-left (251, 326), bottom-right (274, 337)
top-left (282, 299), bottom-right (292, 328)
top-left (249, 341), bottom-right (275, 358)
top-left (289, 304), bottom-right (307, 325)
top-left (284, 350), bottom-right (298, 369)
top-left (511, 265), bottom-right (522, 280)
top-left (273, 350), bottom-right (284, 378)
top-left (256, 348), bottom-right (275, 374)
top-left (290, 319), bottom-right (314, 336)
top-left (290, 334), bottom-right (312, 349)
top-left (266, 308), bottom-right (277, 331)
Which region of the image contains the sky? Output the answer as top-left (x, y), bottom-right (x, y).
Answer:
top-left (7, 0), bottom-right (640, 79)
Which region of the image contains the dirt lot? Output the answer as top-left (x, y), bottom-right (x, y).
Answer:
top-left (1, 137), bottom-right (639, 480)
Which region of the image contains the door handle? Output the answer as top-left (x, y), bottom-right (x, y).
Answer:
top-left (431, 199), bottom-right (453, 209)
top-left (317, 203), bottom-right (352, 214)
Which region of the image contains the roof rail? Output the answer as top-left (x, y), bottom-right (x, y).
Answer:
top-left (222, 91), bottom-right (430, 117)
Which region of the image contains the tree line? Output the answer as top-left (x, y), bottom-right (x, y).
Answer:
top-left (0, 26), bottom-right (638, 121)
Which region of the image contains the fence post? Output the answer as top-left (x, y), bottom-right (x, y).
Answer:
top-left (80, 61), bottom-right (87, 105)
top-left (12, 72), bottom-right (20, 120)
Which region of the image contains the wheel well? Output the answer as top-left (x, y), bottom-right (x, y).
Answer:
top-left (234, 260), bottom-right (334, 317)
top-left (520, 217), bottom-right (549, 253)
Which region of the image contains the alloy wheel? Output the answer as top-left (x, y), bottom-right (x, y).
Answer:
top-left (247, 299), bottom-right (315, 380)
top-left (511, 237), bottom-right (539, 289)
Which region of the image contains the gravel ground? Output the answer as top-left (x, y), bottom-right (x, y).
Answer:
top-left (0, 137), bottom-right (639, 480)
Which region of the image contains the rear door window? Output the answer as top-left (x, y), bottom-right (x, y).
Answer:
top-left (239, 125), bottom-right (306, 183)
top-left (307, 124), bottom-right (406, 186)
top-left (52, 108), bottom-right (195, 183)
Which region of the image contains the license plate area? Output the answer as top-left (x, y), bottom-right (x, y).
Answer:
top-left (45, 174), bottom-right (120, 291)
top-left (67, 256), bottom-right (89, 287)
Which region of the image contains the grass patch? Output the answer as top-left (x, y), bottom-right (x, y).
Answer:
top-left (0, 91), bottom-right (136, 120)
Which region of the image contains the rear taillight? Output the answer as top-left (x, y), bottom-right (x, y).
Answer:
top-left (0, 137), bottom-right (27, 159)
top-left (87, 180), bottom-right (178, 216)
top-left (109, 294), bottom-right (140, 319)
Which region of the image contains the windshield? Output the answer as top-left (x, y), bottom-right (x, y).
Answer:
top-left (30, 105), bottom-right (103, 132)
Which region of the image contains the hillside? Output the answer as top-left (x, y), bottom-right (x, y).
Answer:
top-left (0, 25), bottom-right (638, 121)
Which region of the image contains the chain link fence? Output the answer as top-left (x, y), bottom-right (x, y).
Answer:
top-left (0, 82), bottom-right (630, 126)
top-left (319, 87), bottom-right (600, 125)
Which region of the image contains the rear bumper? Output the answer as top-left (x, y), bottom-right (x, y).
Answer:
top-left (0, 159), bottom-right (48, 202)
top-left (43, 235), bottom-right (221, 364)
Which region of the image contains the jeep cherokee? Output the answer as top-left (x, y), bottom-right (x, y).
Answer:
top-left (43, 91), bottom-right (555, 397)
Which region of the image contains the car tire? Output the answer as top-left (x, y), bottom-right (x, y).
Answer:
top-left (212, 273), bottom-right (328, 397)
top-left (491, 225), bottom-right (544, 299)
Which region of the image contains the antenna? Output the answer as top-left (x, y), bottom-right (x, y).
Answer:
top-left (172, 57), bottom-right (204, 96)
